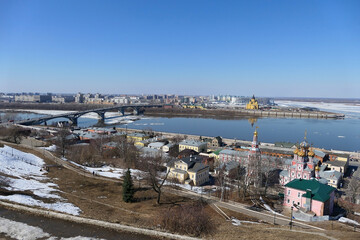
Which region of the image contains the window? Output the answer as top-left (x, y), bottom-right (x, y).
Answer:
top-left (288, 189), bottom-right (291, 195)
top-left (287, 199), bottom-right (290, 203)
top-left (297, 202), bottom-right (300, 206)
top-left (298, 192), bottom-right (301, 197)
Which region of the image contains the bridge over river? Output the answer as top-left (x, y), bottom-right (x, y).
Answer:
top-left (16, 104), bottom-right (163, 126)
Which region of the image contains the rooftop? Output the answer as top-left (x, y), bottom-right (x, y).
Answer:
top-left (179, 140), bottom-right (207, 147)
top-left (285, 179), bottom-right (335, 202)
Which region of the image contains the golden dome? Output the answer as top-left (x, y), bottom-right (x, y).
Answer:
top-left (315, 165), bottom-right (320, 171)
top-left (293, 148), bottom-right (299, 155)
top-left (298, 151), bottom-right (305, 157)
top-left (308, 151), bottom-right (315, 157)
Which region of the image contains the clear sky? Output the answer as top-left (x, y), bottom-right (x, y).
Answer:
top-left (1, 0), bottom-right (359, 97)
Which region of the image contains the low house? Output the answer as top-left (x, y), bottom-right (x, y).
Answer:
top-left (212, 136), bottom-right (223, 148)
top-left (314, 149), bottom-right (326, 163)
top-left (200, 149), bottom-right (221, 161)
top-left (215, 160), bottom-right (239, 176)
top-left (162, 143), bottom-right (175, 152)
top-left (284, 179), bottom-right (336, 216)
top-left (167, 155), bottom-right (209, 186)
top-left (325, 160), bottom-right (348, 175)
top-left (319, 170), bottom-right (342, 188)
top-left (148, 142), bottom-right (165, 150)
top-left (127, 132), bottom-right (150, 142)
top-left (179, 140), bottom-right (207, 153)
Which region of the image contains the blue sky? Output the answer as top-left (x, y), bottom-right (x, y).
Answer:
top-left (1, 0), bottom-right (359, 97)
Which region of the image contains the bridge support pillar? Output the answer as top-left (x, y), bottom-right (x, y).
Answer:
top-left (69, 117), bottom-right (78, 126)
top-left (133, 108), bottom-right (139, 115)
top-left (97, 112), bottom-right (105, 122)
top-left (119, 108), bottom-right (125, 116)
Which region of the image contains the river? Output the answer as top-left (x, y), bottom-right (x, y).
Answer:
top-left (1, 100), bottom-right (359, 152)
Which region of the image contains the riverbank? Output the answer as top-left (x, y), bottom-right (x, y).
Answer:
top-left (145, 108), bottom-right (345, 119)
top-left (116, 127), bottom-right (358, 157)
top-left (0, 102), bottom-right (344, 120)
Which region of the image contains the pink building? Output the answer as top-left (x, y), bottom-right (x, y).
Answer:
top-left (284, 179), bottom-right (336, 216)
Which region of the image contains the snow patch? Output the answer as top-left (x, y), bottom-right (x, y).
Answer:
top-left (0, 145), bottom-right (81, 215)
top-left (339, 217), bottom-right (360, 226)
top-left (0, 216), bottom-right (50, 240)
top-left (40, 144), bottom-right (57, 151)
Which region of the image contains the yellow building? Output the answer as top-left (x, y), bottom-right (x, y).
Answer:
top-left (246, 95), bottom-right (259, 110)
top-left (127, 132), bottom-right (150, 143)
top-left (179, 140), bottom-right (207, 153)
top-left (325, 160), bottom-right (348, 175)
top-left (167, 156), bottom-right (210, 186)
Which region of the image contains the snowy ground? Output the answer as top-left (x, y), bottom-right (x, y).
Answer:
top-left (85, 165), bottom-right (145, 180)
top-left (0, 145), bottom-right (81, 215)
top-left (0, 216), bottom-right (105, 240)
top-left (231, 217), bottom-right (260, 226)
top-left (67, 158), bottom-right (212, 195)
top-left (66, 159), bottom-right (145, 180)
top-left (338, 217), bottom-right (360, 226)
top-left (275, 100), bottom-right (360, 119)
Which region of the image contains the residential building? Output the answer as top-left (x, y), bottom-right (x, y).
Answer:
top-left (127, 132), bottom-right (150, 142)
top-left (325, 160), bottom-right (348, 176)
top-left (148, 142), bottom-right (165, 150)
top-left (319, 170), bottom-right (342, 188)
top-left (162, 143), bottom-right (175, 152)
top-left (75, 93), bottom-right (84, 103)
top-left (15, 94), bottom-right (52, 103)
top-left (284, 179), bottom-right (336, 216)
top-left (179, 140), bottom-right (207, 153)
top-left (167, 155), bottom-right (209, 186)
top-left (219, 149), bottom-right (248, 164)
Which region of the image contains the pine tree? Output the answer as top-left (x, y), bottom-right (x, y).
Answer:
top-left (122, 168), bottom-right (134, 203)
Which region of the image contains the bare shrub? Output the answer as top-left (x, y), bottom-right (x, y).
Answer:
top-left (157, 202), bottom-right (215, 237)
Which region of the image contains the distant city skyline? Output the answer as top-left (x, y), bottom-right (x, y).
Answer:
top-left (1, 0), bottom-right (359, 98)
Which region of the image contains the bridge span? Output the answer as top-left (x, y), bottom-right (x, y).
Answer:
top-left (17, 104), bottom-right (164, 126)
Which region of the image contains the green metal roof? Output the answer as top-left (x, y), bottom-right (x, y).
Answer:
top-left (213, 149), bottom-right (222, 155)
top-left (285, 179), bottom-right (335, 202)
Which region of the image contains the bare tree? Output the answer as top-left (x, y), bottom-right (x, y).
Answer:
top-left (141, 156), bottom-right (169, 204)
top-left (216, 167), bottom-right (228, 202)
top-left (55, 129), bottom-right (71, 157)
top-left (114, 137), bottom-right (140, 168)
top-left (236, 166), bottom-right (251, 201)
top-left (261, 156), bottom-right (280, 196)
top-left (7, 126), bottom-right (28, 144)
top-left (348, 178), bottom-right (360, 204)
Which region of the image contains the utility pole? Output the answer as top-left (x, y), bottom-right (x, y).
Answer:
top-left (273, 212), bottom-right (276, 225)
top-left (290, 206), bottom-right (293, 230)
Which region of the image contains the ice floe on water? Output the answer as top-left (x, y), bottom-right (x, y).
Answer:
top-left (0, 145), bottom-right (81, 215)
top-left (275, 100), bottom-right (360, 119)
